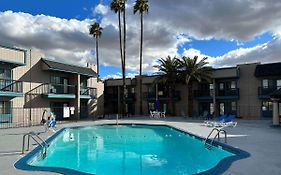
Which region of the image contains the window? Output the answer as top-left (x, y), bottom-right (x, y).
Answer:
top-left (219, 103), bottom-right (224, 115)
top-left (231, 81), bottom-right (236, 89)
top-left (0, 101), bottom-right (11, 114)
top-left (80, 79), bottom-right (87, 88)
top-left (277, 80), bottom-right (281, 89)
top-left (262, 101), bottom-right (273, 111)
top-left (219, 83), bottom-right (224, 90)
top-left (209, 84), bottom-right (214, 90)
top-left (131, 87), bottom-right (135, 93)
top-left (262, 79), bottom-right (268, 88)
top-left (210, 103), bottom-right (214, 114)
top-left (0, 68), bottom-right (12, 80)
top-left (231, 101), bottom-right (237, 111)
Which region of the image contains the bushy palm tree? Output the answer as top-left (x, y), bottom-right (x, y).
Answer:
top-left (134, 0), bottom-right (149, 115)
top-left (178, 56), bottom-right (212, 117)
top-left (154, 56), bottom-right (180, 115)
top-left (89, 22), bottom-right (103, 77)
top-left (110, 0), bottom-right (127, 115)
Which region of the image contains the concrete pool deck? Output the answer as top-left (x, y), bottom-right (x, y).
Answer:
top-left (0, 117), bottom-right (280, 175)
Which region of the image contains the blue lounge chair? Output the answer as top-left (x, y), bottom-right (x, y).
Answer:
top-left (214, 115), bottom-right (237, 127)
top-left (204, 115), bottom-right (225, 126)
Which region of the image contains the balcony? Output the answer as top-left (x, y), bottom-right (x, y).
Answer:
top-left (194, 88), bottom-right (239, 100)
top-left (0, 79), bottom-right (23, 97)
top-left (258, 86), bottom-right (281, 99)
top-left (41, 84), bottom-right (76, 99)
top-left (217, 88), bottom-right (239, 99)
top-left (80, 87), bottom-right (97, 99)
top-left (144, 91), bottom-right (181, 101)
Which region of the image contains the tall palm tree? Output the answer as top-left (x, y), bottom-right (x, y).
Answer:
top-left (122, 0), bottom-right (127, 116)
top-left (134, 0), bottom-right (149, 115)
top-left (154, 56), bottom-right (180, 115)
top-left (111, 0), bottom-right (126, 115)
top-left (178, 56), bottom-right (212, 117)
top-left (89, 22), bottom-right (103, 77)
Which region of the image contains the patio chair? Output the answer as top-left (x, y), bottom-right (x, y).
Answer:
top-left (150, 111), bottom-right (154, 118)
top-left (161, 111), bottom-right (166, 119)
top-left (204, 115), bottom-right (225, 126)
top-left (213, 115), bottom-right (237, 128)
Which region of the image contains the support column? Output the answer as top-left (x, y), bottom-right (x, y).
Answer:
top-left (272, 100), bottom-right (279, 126)
top-left (212, 79), bottom-right (216, 117)
top-left (117, 86), bottom-right (120, 114)
top-left (76, 74), bottom-right (81, 120)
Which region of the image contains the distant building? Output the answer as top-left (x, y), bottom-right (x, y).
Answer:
top-left (0, 44), bottom-right (104, 128)
top-left (104, 62), bottom-right (281, 121)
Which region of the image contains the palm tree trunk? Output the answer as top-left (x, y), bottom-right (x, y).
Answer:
top-left (186, 82), bottom-right (189, 117)
top-left (96, 37), bottom-right (99, 77)
top-left (118, 11), bottom-right (123, 115)
top-left (122, 5), bottom-right (127, 116)
top-left (139, 13), bottom-right (143, 115)
top-left (172, 83), bottom-right (176, 116)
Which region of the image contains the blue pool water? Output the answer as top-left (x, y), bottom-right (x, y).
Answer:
top-left (29, 125), bottom-right (234, 175)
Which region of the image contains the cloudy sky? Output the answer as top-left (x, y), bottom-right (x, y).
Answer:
top-left (1, 0), bottom-right (281, 79)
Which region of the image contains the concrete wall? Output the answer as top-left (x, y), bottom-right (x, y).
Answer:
top-left (237, 63), bottom-right (261, 119)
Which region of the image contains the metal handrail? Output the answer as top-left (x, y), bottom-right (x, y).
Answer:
top-left (204, 128), bottom-right (227, 147)
top-left (22, 132), bottom-right (49, 159)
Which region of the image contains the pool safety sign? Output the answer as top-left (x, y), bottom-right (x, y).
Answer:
top-left (63, 107), bottom-right (70, 118)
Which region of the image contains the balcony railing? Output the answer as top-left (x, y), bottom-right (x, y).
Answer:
top-left (258, 86), bottom-right (281, 97)
top-left (104, 92), bottom-right (136, 101)
top-left (194, 88), bottom-right (239, 99)
top-left (217, 88), bottom-right (239, 97)
top-left (37, 83), bottom-right (76, 95)
top-left (144, 91), bottom-right (181, 100)
top-left (0, 79), bottom-right (23, 94)
top-left (80, 87), bottom-right (97, 98)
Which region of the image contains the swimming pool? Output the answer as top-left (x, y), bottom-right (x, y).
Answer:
top-left (15, 124), bottom-right (249, 175)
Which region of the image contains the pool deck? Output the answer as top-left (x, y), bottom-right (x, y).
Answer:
top-left (1, 117), bottom-right (281, 175)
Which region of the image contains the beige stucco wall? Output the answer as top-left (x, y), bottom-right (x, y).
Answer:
top-left (237, 63), bottom-right (261, 119)
top-left (0, 46), bottom-right (25, 65)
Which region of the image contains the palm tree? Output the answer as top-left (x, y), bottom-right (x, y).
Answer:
top-left (154, 56), bottom-right (180, 115)
top-left (134, 0), bottom-right (149, 115)
top-left (110, 0), bottom-right (127, 115)
top-left (89, 22), bottom-right (103, 77)
top-left (122, 0), bottom-right (127, 116)
top-left (178, 56), bottom-right (212, 117)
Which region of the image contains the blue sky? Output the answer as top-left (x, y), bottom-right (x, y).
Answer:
top-left (0, 0), bottom-right (280, 79)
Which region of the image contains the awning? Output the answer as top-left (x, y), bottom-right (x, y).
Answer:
top-left (41, 58), bottom-right (97, 77)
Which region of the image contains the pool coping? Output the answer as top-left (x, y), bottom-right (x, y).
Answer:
top-left (14, 123), bottom-right (250, 175)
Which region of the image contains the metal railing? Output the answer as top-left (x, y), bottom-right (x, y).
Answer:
top-left (22, 132), bottom-right (49, 159)
top-left (80, 87), bottom-right (97, 98)
top-left (204, 128), bottom-right (227, 149)
top-left (0, 79), bottom-right (23, 93)
top-left (194, 88), bottom-right (239, 98)
top-left (144, 91), bottom-right (181, 100)
top-left (258, 86), bottom-right (281, 96)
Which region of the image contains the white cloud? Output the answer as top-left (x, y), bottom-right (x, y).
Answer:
top-left (1, 0), bottom-right (281, 79)
top-left (93, 4), bottom-right (109, 15)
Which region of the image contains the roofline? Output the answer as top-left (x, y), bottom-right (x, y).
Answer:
top-left (0, 44), bottom-right (27, 52)
top-left (41, 58), bottom-right (97, 77)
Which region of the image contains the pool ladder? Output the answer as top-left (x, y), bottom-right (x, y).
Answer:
top-left (22, 131), bottom-right (49, 159)
top-left (204, 128), bottom-right (227, 149)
